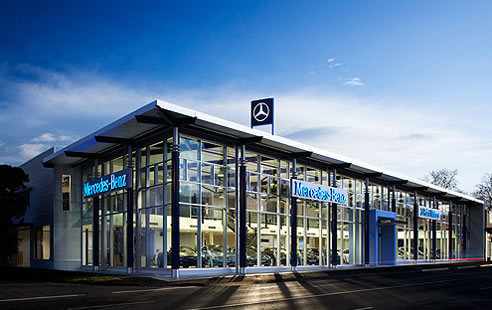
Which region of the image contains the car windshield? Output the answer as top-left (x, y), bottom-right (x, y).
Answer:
top-left (180, 246), bottom-right (196, 255)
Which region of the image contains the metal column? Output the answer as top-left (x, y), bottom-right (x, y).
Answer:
top-left (126, 145), bottom-right (134, 273)
top-left (171, 127), bottom-right (180, 278)
top-left (391, 185), bottom-right (396, 213)
top-left (331, 169), bottom-right (338, 266)
top-left (463, 204), bottom-right (467, 259)
top-left (432, 197), bottom-right (437, 260)
top-left (413, 191), bottom-right (418, 261)
top-left (448, 200), bottom-right (453, 260)
top-left (239, 145), bottom-right (247, 274)
top-left (92, 160), bottom-right (99, 271)
top-left (364, 178), bottom-right (370, 265)
top-left (290, 159), bottom-right (298, 270)
top-left (235, 145), bottom-right (240, 274)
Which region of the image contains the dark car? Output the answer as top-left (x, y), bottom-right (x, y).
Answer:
top-left (156, 246), bottom-right (209, 268)
top-left (262, 247), bottom-right (287, 266)
top-left (202, 245), bottom-right (236, 267)
top-left (246, 247), bottom-right (272, 266)
top-left (306, 248), bottom-right (320, 265)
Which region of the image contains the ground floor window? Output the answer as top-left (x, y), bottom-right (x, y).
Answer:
top-left (34, 225), bottom-right (50, 260)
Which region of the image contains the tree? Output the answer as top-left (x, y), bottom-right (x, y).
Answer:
top-left (474, 173), bottom-right (492, 204)
top-left (423, 168), bottom-right (460, 191)
top-left (0, 165), bottom-right (29, 266)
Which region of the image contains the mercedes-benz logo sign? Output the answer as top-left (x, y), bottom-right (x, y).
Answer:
top-left (253, 102), bottom-right (270, 122)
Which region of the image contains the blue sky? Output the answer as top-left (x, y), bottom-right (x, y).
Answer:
top-left (1, 1), bottom-right (492, 193)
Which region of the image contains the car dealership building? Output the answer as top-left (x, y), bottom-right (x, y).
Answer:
top-left (16, 100), bottom-right (485, 277)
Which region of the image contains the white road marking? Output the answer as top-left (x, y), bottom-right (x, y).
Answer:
top-left (351, 307), bottom-right (373, 310)
top-left (422, 268), bottom-right (449, 272)
top-left (0, 294), bottom-right (85, 303)
top-left (112, 286), bottom-right (200, 294)
top-left (185, 274), bottom-right (490, 310)
top-left (67, 300), bottom-right (156, 309)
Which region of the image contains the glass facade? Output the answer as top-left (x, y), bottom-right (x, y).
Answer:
top-left (79, 133), bottom-right (471, 271)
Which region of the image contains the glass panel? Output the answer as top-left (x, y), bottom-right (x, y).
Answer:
top-left (112, 213), bottom-right (126, 267)
top-left (270, 177), bottom-right (279, 196)
top-left (188, 161), bottom-right (200, 183)
top-left (306, 201), bottom-right (319, 217)
top-left (279, 215), bottom-right (289, 266)
top-left (249, 173), bottom-right (259, 192)
top-left (215, 166), bottom-right (226, 187)
top-left (261, 214), bottom-right (277, 266)
top-left (245, 152), bottom-right (258, 172)
top-left (261, 156), bottom-right (278, 176)
top-left (202, 141), bottom-right (224, 165)
top-left (202, 207), bottom-right (226, 268)
top-left (297, 218), bottom-right (305, 265)
top-left (149, 142), bottom-right (164, 165)
top-left (247, 193), bottom-right (258, 211)
top-left (262, 195), bottom-right (277, 213)
top-left (306, 219), bottom-right (320, 265)
top-left (82, 224), bottom-right (93, 266)
top-left (180, 137), bottom-right (200, 161)
top-left (179, 205), bottom-right (198, 268)
top-left (202, 186), bottom-right (225, 207)
top-left (139, 207), bottom-right (164, 268)
top-left (202, 163), bottom-right (214, 185)
top-left (226, 209), bottom-right (237, 267)
top-left (180, 183), bottom-right (200, 204)
top-left (246, 212), bottom-right (259, 266)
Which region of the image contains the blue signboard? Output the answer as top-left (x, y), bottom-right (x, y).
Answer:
top-left (251, 98), bottom-right (274, 127)
top-left (418, 206), bottom-right (442, 221)
top-left (291, 180), bottom-right (348, 205)
top-left (83, 168), bottom-right (132, 199)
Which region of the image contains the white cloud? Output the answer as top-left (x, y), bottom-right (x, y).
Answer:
top-left (344, 77), bottom-right (364, 86)
top-left (19, 143), bottom-right (49, 159)
top-left (2, 65), bottom-right (492, 193)
top-left (32, 133), bottom-right (74, 143)
top-left (327, 58), bottom-right (335, 62)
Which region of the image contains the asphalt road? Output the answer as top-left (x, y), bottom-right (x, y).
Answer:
top-left (2, 266), bottom-right (492, 309)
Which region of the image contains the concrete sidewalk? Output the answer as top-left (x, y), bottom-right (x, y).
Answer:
top-left (1, 260), bottom-right (488, 288)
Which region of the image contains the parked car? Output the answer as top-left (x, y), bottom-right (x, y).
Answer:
top-left (262, 247), bottom-right (287, 266)
top-left (202, 245), bottom-right (236, 267)
top-left (342, 249), bottom-right (350, 264)
top-left (306, 248), bottom-right (320, 265)
top-left (246, 247), bottom-right (272, 266)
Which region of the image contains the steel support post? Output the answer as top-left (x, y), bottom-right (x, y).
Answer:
top-left (290, 159), bottom-right (298, 270)
top-left (126, 145), bottom-right (134, 273)
top-left (413, 192), bottom-right (418, 261)
top-left (171, 127), bottom-right (180, 278)
top-left (331, 169), bottom-right (338, 266)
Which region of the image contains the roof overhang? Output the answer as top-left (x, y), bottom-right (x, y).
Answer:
top-left (42, 99), bottom-right (484, 205)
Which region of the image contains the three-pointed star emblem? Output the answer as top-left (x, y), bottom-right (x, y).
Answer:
top-left (253, 102), bottom-right (270, 122)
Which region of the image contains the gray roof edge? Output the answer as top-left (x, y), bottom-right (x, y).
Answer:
top-left (155, 100), bottom-right (483, 205)
top-left (43, 100), bottom-right (159, 164)
top-left (38, 98), bottom-right (483, 205)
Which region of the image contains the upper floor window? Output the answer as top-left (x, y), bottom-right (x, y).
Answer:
top-left (62, 174), bottom-right (71, 212)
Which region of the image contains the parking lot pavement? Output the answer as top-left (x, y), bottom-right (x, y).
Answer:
top-left (1, 264), bottom-right (492, 309)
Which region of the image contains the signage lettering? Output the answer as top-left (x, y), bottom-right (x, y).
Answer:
top-left (418, 205), bottom-right (442, 221)
top-left (292, 180), bottom-right (348, 205)
top-left (83, 168), bottom-right (132, 199)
